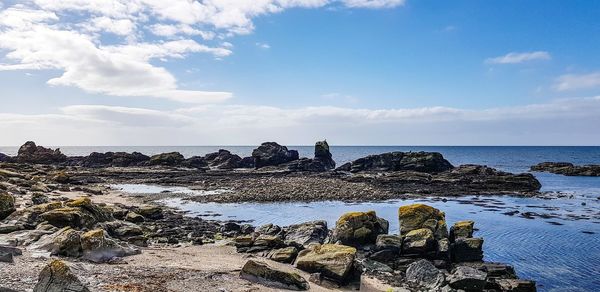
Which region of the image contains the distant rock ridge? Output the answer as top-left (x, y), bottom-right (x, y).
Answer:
top-left (531, 162), bottom-right (600, 176)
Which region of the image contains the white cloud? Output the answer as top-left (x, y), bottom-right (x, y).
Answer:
top-left (82, 16), bottom-right (136, 36)
top-left (256, 42), bottom-right (271, 49)
top-left (2, 97), bottom-right (600, 145)
top-left (554, 72), bottom-right (600, 91)
top-left (342, 0), bottom-right (406, 8)
top-left (486, 51), bottom-right (551, 64)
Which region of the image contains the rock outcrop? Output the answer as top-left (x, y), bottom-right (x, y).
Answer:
top-left (340, 151), bottom-right (454, 173)
top-left (531, 162), bottom-right (600, 176)
top-left (80, 151), bottom-right (150, 167)
top-left (148, 152), bottom-right (184, 166)
top-left (332, 211), bottom-right (389, 246)
top-left (314, 140), bottom-right (335, 170)
top-left (252, 142), bottom-right (299, 168)
top-left (16, 141), bottom-right (67, 164)
top-left (240, 260), bottom-right (309, 290)
top-left (204, 149), bottom-right (243, 169)
top-left (33, 260), bottom-right (90, 292)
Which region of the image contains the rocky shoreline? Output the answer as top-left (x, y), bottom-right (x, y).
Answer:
top-left (531, 162), bottom-right (600, 177)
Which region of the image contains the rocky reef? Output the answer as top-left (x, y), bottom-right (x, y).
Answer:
top-left (230, 204), bottom-right (536, 291)
top-left (531, 162), bottom-right (600, 176)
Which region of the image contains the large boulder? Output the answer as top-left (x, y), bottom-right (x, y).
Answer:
top-left (447, 266), bottom-right (488, 291)
top-left (332, 211), bottom-right (389, 246)
top-left (204, 149), bottom-right (242, 169)
top-left (403, 228), bottom-right (436, 254)
top-left (268, 246), bottom-right (299, 263)
top-left (148, 152), bottom-right (184, 166)
top-left (450, 220), bottom-right (474, 242)
top-left (33, 260), bottom-right (89, 292)
top-left (346, 151), bottom-right (453, 173)
top-left (39, 198), bottom-right (112, 229)
top-left (314, 140), bottom-right (335, 170)
top-left (51, 227), bottom-right (82, 257)
top-left (284, 220), bottom-right (328, 248)
top-left (80, 229), bottom-right (139, 263)
top-left (252, 142), bottom-right (299, 168)
top-left (295, 244), bottom-right (357, 282)
top-left (405, 259), bottom-right (446, 290)
top-left (82, 151), bottom-right (149, 167)
top-left (16, 141), bottom-right (67, 164)
top-left (241, 260), bottom-right (309, 290)
top-left (398, 204), bottom-right (447, 238)
top-left (0, 192), bottom-right (16, 220)
top-left (435, 164), bottom-right (542, 192)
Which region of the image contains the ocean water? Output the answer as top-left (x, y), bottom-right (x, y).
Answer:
top-left (4, 145), bottom-right (600, 290)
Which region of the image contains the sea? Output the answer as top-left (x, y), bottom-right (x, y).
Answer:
top-left (1, 145), bottom-right (599, 291)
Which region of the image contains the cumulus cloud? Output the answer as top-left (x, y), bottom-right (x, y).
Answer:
top-left (1, 97), bottom-right (600, 145)
top-left (554, 72), bottom-right (600, 91)
top-left (485, 51), bottom-right (551, 64)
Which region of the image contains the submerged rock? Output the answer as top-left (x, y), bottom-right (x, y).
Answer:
top-left (332, 211), bottom-right (389, 246)
top-left (33, 260), bottom-right (89, 292)
top-left (241, 260), bottom-right (309, 290)
top-left (295, 244), bottom-right (357, 282)
top-left (252, 142), bottom-right (299, 168)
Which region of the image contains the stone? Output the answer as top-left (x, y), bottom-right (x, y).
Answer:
top-left (234, 235), bottom-right (254, 248)
top-left (333, 211), bottom-right (389, 246)
top-left (451, 238), bottom-right (484, 262)
top-left (447, 266), bottom-right (488, 291)
top-left (51, 171), bottom-right (70, 184)
top-left (39, 207), bottom-right (97, 229)
top-left (182, 156), bottom-right (208, 169)
top-left (398, 204), bottom-right (446, 236)
top-left (0, 153), bottom-right (11, 163)
top-left (253, 234), bottom-right (284, 248)
top-left (347, 151), bottom-right (454, 173)
top-left (0, 252), bottom-right (13, 263)
top-left (240, 260), bottom-right (309, 290)
top-left (314, 140), bottom-right (336, 170)
top-left (360, 275), bottom-right (412, 292)
top-left (283, 158), bottom-right (328, 172)
top-left (33, 260), bottom-right (90, 292)
top-left (148, 152), bottom-right (185, 166)
top-left (403, 228), bottom-right (435, 254)
top-left (295, 244), bottom-right (357, 282)
top-left (355, 258), bottom-right (394, 273)
top-left (80, 229), bottom-right (139, 263)
top-left (531, 162), bottom-right (600, 177)
top-left (405, 259), bottom-right (446, 290)
top-left (284, 220), bottom-right (328, 248)
top-left (252, 142), bottom-right (299, 168)
top-left (437, 238), bottom-right (450, 259)
top-left (81, 151), bottom-right (149, 167)
top-left (375, 234), bottom-right (402, 252)
top-left (435, 164), bottom-right (542, 192)
top-left (0, 245), bottom-right (22, 256)
top-left (268, 246), bottom-right (299, 263)
top-left (0, 191), bottom-right (16, 220)
top-left (495, 278), bottom-right (537, 292)
top-left (31, 193), bottom-right (49, 205)
top-left (16, 141), bottom-right (67, 164)
top-left (51, 227), bottom-right (82, 257)
top-left (257, 223), bottom-right (282, 236)
top-left (239, 156), bottom-right (255, 168)
top-left (450, 220), bottom-right (474, 242)
top-left (204, 150), bottom-right (243, 169)
top-left (137, 205), bottom-right (163, 219)
top-left (125, 211), bottom-right (144, 223)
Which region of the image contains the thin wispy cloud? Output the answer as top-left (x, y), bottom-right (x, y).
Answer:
top-left (485, 51), bottom-right (551, 64)
top-left (554, 72), bottom-right (600, 91)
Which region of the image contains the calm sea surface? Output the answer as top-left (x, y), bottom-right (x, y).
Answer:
top-left (3, 146), bottom-right (600, 291)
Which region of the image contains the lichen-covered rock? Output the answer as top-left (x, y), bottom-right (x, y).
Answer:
top-left (347, 151), bottom-right (453, 173)
top-left (254, 234), bottom-right (284, 248)
top-left (0, 192), bottom-right (16, 220)
top-left (403, 228), bottom-right (435, 254)
top-left (40, 198), bottom-right (112, 229)
top-left (451, 238), bottom-right (484, 262)
top-left (80, 229), bottom-right (139, 263)
top-left (257, 223), bottom-right (282, 236)
top-left (51, 227), bottom-right (82, 257)
top-left (332, 211), bottom-right (389, 246)
top-left (16, 141), bottom-right (67, 164)
top-left (252, 142), bottom-right (299, 168)
top-left (241, 260), bottom-right (309, 290)
top-left (295, 244), bottom-right (357, 282)
top-left (450, 220), bottom-right (474, 242)
top-left (148, 152), bottom-right (184, 166)
top-left (447, 266), bottom-right (488, 291)
top-left (33, 260), bottom-right (89, 292)
top-left (51, 171), bottom-right (70, 184)
top-left (405, 259), bottom-right (446, 290)
top-left (268, 246), bottom-right (299, 263)
top-left (398, 204), bottom-right (447, 238)
top-left (124, 211), bottom-right (144, 223)
top-left (284, 220), bottom-right (328, 248)
top-left (314, 140), bottom-right (336, 170)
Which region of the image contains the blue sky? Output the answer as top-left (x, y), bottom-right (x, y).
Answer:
top-left (1, 0), bottom-right (600, 145)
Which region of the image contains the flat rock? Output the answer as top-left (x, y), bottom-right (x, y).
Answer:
top-left (240, 260), bottom-right (309, 290)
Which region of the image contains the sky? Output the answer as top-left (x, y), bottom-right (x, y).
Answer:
top-left (1, 0), bottom-right (600, 146)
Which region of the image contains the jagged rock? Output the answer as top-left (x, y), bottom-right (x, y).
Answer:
top-left (257, 223), bottom-right (282, 236)
top-left (403, 228), bottom-right (435, 254)
top-left (254, 234), bottom-right (284, 248)
top-left (460, 262), bottom-right (516, 279)
top-left (447, 266), bottom-right (487, 291)
top-left (31, 193), bottom-right (49, 205)
top-left (405, 259), bottom-right (446, 290)
top-left (314, 140), bottom-right (336, 170)
top-left (531, 162), bottom-right (600, 176)
top-left (182, 156), bottom-right (208, 169)
top-left (332, 211), bottom-right (389, 246)
top-left (437, 238), bottom-right (450, 259)
top-left (252, 142), bottom-right (299, 168)
top-left (0, 153), bottom-right (11, 162)
top-left (494, 278), bottom-right (537, 292)
top-left (148, 152), bottom-right (184, 166)
top-left (204, 150), bottom-right (242, 169)
top-left (40, 198), bottom-right (112, 229)
top-left (125, 211), bottom-right (144, 223)
top-left (283, 158), bottom-right (328, 172)
top-left (0, 252), bottom-right (13, 263)
top-left (398, 204), bottom-right (447, 238)
top-left (16, 141), bottom-right (67, 164)
top-left (241, 260), bottom-right (309, 290)
top-left (284, 220), bottom-right (328, 248)
top-left (0, 191), bottom-right (16, 220)
top-left (52, 227), bottom-right (82, 257)
top-left (355, 258), bottom-right (394, 273)
top-left (80, 229), bottom-right (139, 263)
top-left (239, 156), bottom-right (255, 168)
top-left (375, 234), bottom-right (402, 252)
top-left (0, 245), bottom-right (22, 256)
top-left (234, 235), bottom-right (255, 248)
top-left (33, 260), bottom-right (90, 292)
top-left (295, 244), bottom-right (357, 282)
top-left (136, 205), bottom-right (163, 219)
top-left (451, 238), bottom-right (484, 262)
top-left (347, 151), bottom-right (453, 173)
top-left (81, 151), bottom-right (149, 167)
top-left (435, 164), bottom-right (542, 192)
top-left (268, 246), bottom-right (299, 263)
top-left (450, 220), bottom-right (474, 242)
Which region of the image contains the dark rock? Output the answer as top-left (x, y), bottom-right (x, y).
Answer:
top-left (240, 260), bottom-right (309, 290)
top-left (252, 142), bottom-right (299, 168)
top-left (137, 205), bottom-right (163, 219)
top-left (124, 211), bottom-right (144, 223)
top-left (284, 220), bottom-right (328, 248)
top-left (447, 266), bottom-right (488, 291)
top-left (182, 156), bottom-right (208, 169)
top-left (0, 252), bottom-right (13, 263)
top-left (0, 153), bottom-right (11, 162)
top-left (32, 193), bottom-right (50, 205)
top-left (451, 238), bottom-right (484, 262)
top-left (33, 260), bottom-right (90, 292)
top-left (435, 165), bottom-right (541, 193)
top-left (220, 222), bottom-right (242, 233)
top-left (81, 151), bottom-right (150, 167)
top-left (204, 149), bottom-right (242, 169)
top-left (449, 220), bottom-right (474, 242)
top-left (405, 259), bottom-right (446, 290)
top-left (16, 141), bottom-right (67, 164)
top-left (239, 156), bottom-right (255, 168)
top-left (335, 162), bottom-right (351, 172)
top-left (0, 246), bottom-right (22, 256)
top-left (314, 140), bottom-right (335, 170)
top-left (355, 258), bottom-right (394, 273)
top-left (148, 152), bottom-right (184, 166)
top-left (347, 151), bottom-right (453, 173)
top-left (257, 223), bottom-right (282, 236)
top-left (531, 162), bottom-right (600, 176)
top-left (0, 191), bottom-right (16, 220)
top-left (375, 234), bottom-right (402, 252)
top-left (283, 158), bottom-right (328, 172)
top-left (240, 224), bottom-right (255, 234)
